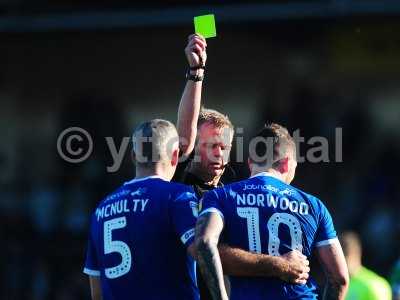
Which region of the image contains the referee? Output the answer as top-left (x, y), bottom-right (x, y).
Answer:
top-left (173, 34), bottom-right (310, 300)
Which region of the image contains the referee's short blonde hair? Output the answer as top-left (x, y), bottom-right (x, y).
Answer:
top-left (198, 108), bottom-right (234, 133)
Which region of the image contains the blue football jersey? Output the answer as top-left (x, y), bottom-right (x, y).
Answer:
top-left (200, 172), bottom-right (337, 300)
top-left (83, 176), bottom-right (199, 300)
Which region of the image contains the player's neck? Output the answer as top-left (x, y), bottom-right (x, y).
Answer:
top-left (135, 166), bottom-right (169, 181)
top-left (251, 168), bottom-right (286, 183)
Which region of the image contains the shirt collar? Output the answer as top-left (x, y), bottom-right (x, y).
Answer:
top-left (250, 171), bottom-right (277, 179)
top-left (250, 171), bottom-right (287, 184)
top-left (124, 175), bottom-right (166, 185)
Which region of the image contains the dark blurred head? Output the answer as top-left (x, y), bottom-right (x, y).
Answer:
top-left (249, 123), bottom-right (297, 184)
top-left (339, 231), bottom-right (362, 276)
top-left (132, 119), bottom-right (179, 180)
top-left (193, 108), bottom-right (234, 181)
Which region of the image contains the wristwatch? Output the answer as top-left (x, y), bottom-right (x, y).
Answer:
top-left (186, 70), bottom-right (204, 82)
top-left (186, 64), bottom-right (205, 82)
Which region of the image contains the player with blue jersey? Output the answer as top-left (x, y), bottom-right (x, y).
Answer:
top-left (195, 123), bottom-right (349, 300)
top-left (83, 119), bottom-right (199, 300)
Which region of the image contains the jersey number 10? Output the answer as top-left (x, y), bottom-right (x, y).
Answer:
top-left (237, 207), bottom-right (303, 255)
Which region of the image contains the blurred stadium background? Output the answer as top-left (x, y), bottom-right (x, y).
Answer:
top-left (0, 0), bottom-right (399, 299)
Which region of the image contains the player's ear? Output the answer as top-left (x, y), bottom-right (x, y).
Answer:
top-left (171, 147), bottom-right (179, 167)
top-left (276, 157), bottom-right (289, 174)
top-left (247, 158), bottom-right (253, 173)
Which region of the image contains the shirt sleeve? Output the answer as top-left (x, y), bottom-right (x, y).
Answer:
top-left (314, 200), bottom-right (338, 247)
top-left (171, 187), bottom-right (198, 248)
top-left (83, 215), bottom-right (101, 276)
top-left (199, 188), bottom-right (225, 220)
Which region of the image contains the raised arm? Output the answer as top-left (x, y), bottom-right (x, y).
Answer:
top-left (195, 212), bottom-right (228, 300)
top-left (177, 34), bottom-right (207, 156)
top-left (316, 239), bottom-right (349, 300)
top-left (218, 245), bottom-right (310, 284)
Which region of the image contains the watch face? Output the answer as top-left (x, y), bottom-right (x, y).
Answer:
top-left (186, 71), bottom-right (203, 81)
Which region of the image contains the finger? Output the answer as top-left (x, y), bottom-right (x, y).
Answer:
top-left (188, 34), bottom-right (197, 41)
top-left (294, 279), bottom-right (307, 285)
top-left (194, 41), bottom-right (206, 52)
top-left (297, 266), bottom-right (310, 274)
top-left (193, 36), bottom-right (207, 47)
top-left (294, 251), bottom-right (306, 258)
top-left (193, 33), bottom-right (206, 42)
top-left (188, 35), bottom-right (207, 48)
top-left (187, 39), bottom-right (206, 52)
top-left (296, 273), bottom-right (309, 282)
top-left (186, 41), bottom-right (203, 53)
top-left (299, 270), bottom-right (309, 278)
top-left (304, 259), bottom-right (310, 266)
top-left (297, 272), bottom-right (309, 281)
top-left (296, 251), bottom-right (307, 260)
top-left (189, 39), bottom-right (206, 51)
top-left (193, 40), bottom-right (206, 51)
top-left (192, 44), bottom-right (203, 55)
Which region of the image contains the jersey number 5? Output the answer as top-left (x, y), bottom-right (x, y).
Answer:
top-left (104, 217), bottom-right (132, 279)
top-left (237, 207), bottom-right (303, 255)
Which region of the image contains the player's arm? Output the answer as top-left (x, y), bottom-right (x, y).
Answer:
top-left (84, 215), bottom-right (103, 300)
top-left (190, 244), bottom-right (310, 284)
top-left (195, 212), bottom-right (228, 300)
top-left (89, 275), bottom-right (103, 300)
top-left (218, 245), bottom-right (310, 284)
top-left (314, 200), bottom-right (349, 299)
top-left (177, 34), bottom-right (207, 157)
top-left (316, 239), bottom-right (349, 300)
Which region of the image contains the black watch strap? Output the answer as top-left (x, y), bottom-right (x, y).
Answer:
top-left (186, 70), bottom-right (204, 82)
top-left (189, 65), bottom-right (205, 71)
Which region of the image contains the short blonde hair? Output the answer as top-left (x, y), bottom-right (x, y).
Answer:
top-left (198, 108), bottom-right (234, 132)
top-left (133, 119), bottom-right (178, 166)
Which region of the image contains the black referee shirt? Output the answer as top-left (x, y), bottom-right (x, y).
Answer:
top-left (172, 157), bottom-right (233, 300)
